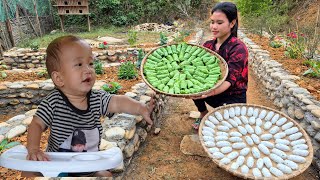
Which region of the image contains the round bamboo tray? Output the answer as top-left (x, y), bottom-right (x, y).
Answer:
top-left (199, 103), bottom-right (313, 180)
top-left (140, 43), bottom-right (228, 97)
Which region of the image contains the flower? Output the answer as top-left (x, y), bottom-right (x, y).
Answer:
top-left (103, 41), bottom-right (108, 45)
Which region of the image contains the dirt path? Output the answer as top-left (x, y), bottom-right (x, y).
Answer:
top-left (122, 31), bottom-right (319, 179)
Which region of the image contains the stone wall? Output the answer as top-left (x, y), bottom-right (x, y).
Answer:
top-left (238, 29), bottom-right (320, 172)
top-left (0, 82), bottom-right (168, 178)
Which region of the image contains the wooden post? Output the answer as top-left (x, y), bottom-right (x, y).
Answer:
top-left (15, 5), bottom-right (23, 38)
top-left (3, 0), bottom-right (14, 47)
top-left (19, 4), bottom-right (39, 37)
top-left (87, 15), bottom-right (91, 31)
top-left (33, 0), bottom-right (42, 37)
top-left (59, 15), bottom-right (65, 32)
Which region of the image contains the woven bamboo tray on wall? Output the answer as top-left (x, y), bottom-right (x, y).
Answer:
top-left (140, 43), bottom-right (228, 98)
top-left (199, 103), bottom-right (313, 180)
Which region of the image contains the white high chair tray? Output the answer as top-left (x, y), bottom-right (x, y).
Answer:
top-left (0, 145), bottom-right (123, 177)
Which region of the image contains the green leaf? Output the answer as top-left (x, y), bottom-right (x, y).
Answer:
top-left (0, 138), bottom-right (8, 148)
top-left (4, 142), bottom-right (21, 149)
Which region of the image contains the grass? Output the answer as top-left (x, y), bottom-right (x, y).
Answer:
top-left (17, 26), bottom-right (174, 49)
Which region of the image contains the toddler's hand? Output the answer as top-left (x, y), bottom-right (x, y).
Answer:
top-left (141, 97), bottom-right (155, 126)
top-left (27, 149), bottom-right (50, 161)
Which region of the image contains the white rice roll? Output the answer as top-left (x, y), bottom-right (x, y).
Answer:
top-left (255, 126), bottom-right (262, 135)
top-left (253, 108), bottom-right (259, 118)
top-left (202, 130), bottom-right (214, 137)
top-left (217, 125), bottom-right (230, 132)
top-left (229, 107), bottom-right (235, 118)
top-left (233, 116), bottom-right (242, 125)
top-left (261, 141), bottom-right (274, 148)
top-left (241, 106), bottom-right (247, 116)
top-left (258, 110), bottom-right (267, 119)
top-left (240, 116), bottom-right (249, 124)
top-left (232, 142), bottom-right (247, 150)
top-left (228, 119), bottom-right (238, 128)
top-left (238, 126), bottom-right (247, 135)
top-left (284, 160), bottom-right (299, 170)
top-left (262, 168), bottom-right (272, 178)
top-left (208, 115), bottom-right (220, 125)
top-left (245, 136), bottom-right (254, 146)
top-left (265, 111), bottom-right (275, 121)
top-left (203, 126), bottom-right (214, 132)
top-left (220, 157), bottom-right (231, 165)
top-left (263, 121), bottom-right (273, 130)
top-left (229, 137), bottom-right (243, 143)
top-left (241, 165), bottom-right (249, 174)
top-left (292, 149), bottom-right (309, 157)
top-left (230, 162), bottom-right (240, 170)
top-left (221, 146), bottom-right (233, 154)
top-left (271, 148), bottom-right (287, 159)
top-left (255, 118), bottom-right (262, 126)
top-left (275, 139), bottom-right (290, 145)
top-left (261, 134), bottom-right (273, 141)
top-left (269, 126), bottom-right (280, 134)
top-left (285, 127), bottom-right (299, 135)
top-left (276, 117), bottom-right (287, 126)
top-left (212, 152), bottom-right (224, 159)
top-left (289, 132), bottom-right (303, 141)
top-left (235, 106), bottom-right (241, 116)
top-left (215, 136), bottom-right (228, 141)
top-left (216, 141), bottom-right (231, 147)
top-left (253, 168), bottom-right (262, 178)
top-left (256, 158), bottom-right (264, 169)
top-left (270, 153), bottom-right (284, 164)
top-left (249, 116), bottom-right (256, 125)
top-left (246, 156), bottom-right (254, 168)
top-left (245, 124), bottom-right (254, 134)
top-left (227, 151), bottom-right (239, 160)
top-left (236, 156), bottom-right (245, 166)
top-left (221, 121), bottom-right (233, 129)
top-left (274, 132), bottom-right (286, 139)
top-left (204, 141), bottom-right (216, 147)
top-left (275, 143), bottom-right (290, 152)
top-left (282, 121), bottom-right (294, 131)
top-left (205, 120), bottom-right (216, 129)
top-left (291, 139), bottom-right (306, 146)
top-left (251, 134), bottom-right (260, 144)
top-left (293, 144), bottom-right (308, 150)
top-left (216, 131), bottom-right (229, 137)
top-left (214, 111), bottom-right (223, 121)
top-left (230, 132), bottom-right (242, 137)
top-left (203, 136), bottom-right (215, 142)
top-left (223, 109), bottom-right (230, 120)
top-left (240, 148), bottom-right (250, 156)
top-left (271, 114), bottom-right (280, 124)
top-left (208, 147), bottom-right (219, 154)
top-left (270, 167), bottom-right (284, 177)
top-left (247, 107), bottom-right (254, 116)
top-left (258, 144), bottom-right (270, 155)
top-left (287, 155), bottom-right (306, 163)
top-left (263, 157), bottom-right (273, 168)
top-left (252, 147), bottom-right (261, 159)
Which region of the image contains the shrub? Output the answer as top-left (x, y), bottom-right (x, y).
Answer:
top-left (30, 41), bottom-right (40, 51)
top-left (128, 30), bottom-right (138, 46)
top-left (303, 59), bottom-right (320, 78)
top-left (160, 32), bottom-right (168, 46)
top-left (136, 49), bottom-right (145, 69)
top-left (118, 60), bottom-right (138, 79)
top-left (101, 82), bottom-right (122, 94)
top-left (37, 68), bottom-right (49, 78)
top-left (94, 59), bottom-right (104, 75)
top-left (284, 32), bottom-right (305, 59)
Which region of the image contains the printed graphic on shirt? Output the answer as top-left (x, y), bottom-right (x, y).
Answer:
top-left (58, 128), bottom-right (99, 152)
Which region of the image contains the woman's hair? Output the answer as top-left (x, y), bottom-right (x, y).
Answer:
top-left (211, 2), bottom-right (238, 37)
top-left (45, 35), bottom-right (82, 77)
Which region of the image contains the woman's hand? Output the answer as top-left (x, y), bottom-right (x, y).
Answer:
top-left (192, 89), bottom-right (216, 100)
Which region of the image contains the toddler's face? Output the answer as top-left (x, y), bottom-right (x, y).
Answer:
top-left (58, 40), bottom-right (96, 96)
